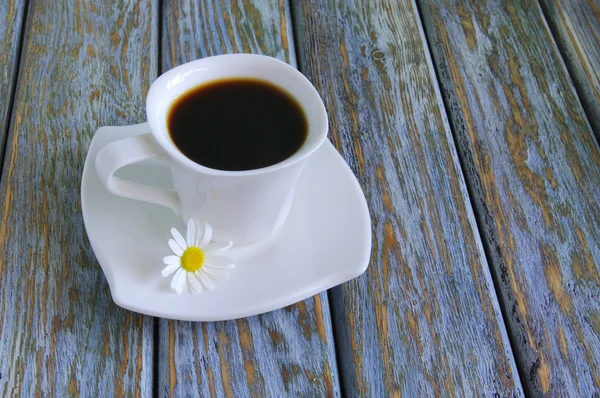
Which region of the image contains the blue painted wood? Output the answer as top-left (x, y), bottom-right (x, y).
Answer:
top-left (158, 1), bottom-right (340, 396)
top-left (0, 0), bottom-right (158, 395)
top-left (0, 0), bottom-right (27, 169)
top-left (292, 0), bottom-right (522, 396)
top-left (420, 0), bottom-right (600, 395)
top-left (539, 0), bottom-right (600, 138)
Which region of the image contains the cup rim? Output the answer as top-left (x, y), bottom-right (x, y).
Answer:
top-left (146, 54), bottom-right (328, 177)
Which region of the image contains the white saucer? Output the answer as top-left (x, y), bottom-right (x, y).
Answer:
top-left (81, 123), bottom-right (371, 321)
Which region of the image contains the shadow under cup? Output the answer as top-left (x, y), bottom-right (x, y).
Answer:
top-left (145, 54), bottom-right (328, 243)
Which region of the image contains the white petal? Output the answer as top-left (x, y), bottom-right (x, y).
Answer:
top-left (175, 271), bottom-right (186, 294)
top-left (168, 239), bottom-right (184, 256)
top-left (183, 272), bottom-right (191, 294)
top-left (194, 220), bottom-right (202, 246)
top-left (161, 263), bottom-right (180, 277)
top-left (204, 256), bottom-right (235, 269)
top-left (196, 271), bottom-right (214, 290)
top-left (188, 272), bottom-right (203, 294)
top-left (197, 222), bottom-right (212, 248)
top-left (163, 255), bottom-right (181, 265)
top-left (171, 268), bottom-right (184, 289)
top-left (202, 268), bottom-right (230, 281)
top-left (204, 241), bottom-right (233, 255)
top-left (186, 219), bottom-right (196, 248)
top-left (171, 228), bottom-right (188, 251)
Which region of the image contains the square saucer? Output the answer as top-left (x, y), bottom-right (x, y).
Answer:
top-left (81, 123), bottom-right (371, 321)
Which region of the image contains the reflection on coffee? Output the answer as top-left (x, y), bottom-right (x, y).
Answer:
top-left (167, 78), bottom-right (308, 171)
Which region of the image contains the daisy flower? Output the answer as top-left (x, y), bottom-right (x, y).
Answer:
top-left (162, 219), bottom-right (234, 294)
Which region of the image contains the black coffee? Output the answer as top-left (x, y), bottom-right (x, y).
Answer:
top-left (167, 78), bottom-right (308, 171)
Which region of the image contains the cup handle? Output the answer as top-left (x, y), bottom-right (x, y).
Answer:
top-left (94, 125), bottom-right (180, 215)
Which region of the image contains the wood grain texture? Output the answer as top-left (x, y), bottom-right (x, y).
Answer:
top-left (539, 0), bottom-right (600, 138)
top-left (159, 1), bottom-right (339, 396)
top-left (0, 0), bottom-right (27, 169)
top-left (0, 0), bottom-right (158, 395)
top-left (419, 0), bottom-right (600, 395)
top-left (293, 0), bottom-right (522, 396)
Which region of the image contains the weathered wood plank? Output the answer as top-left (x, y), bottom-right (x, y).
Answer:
top-left (539, 0), bottom-right (600, 138)
top-left (293, 0), bottom-right (522, 396)
top-left (0, 0), bottom-right (27, 169)
top-left (0, 0), bottom-right (157, 395)
top-left (419, 0), bottom-right (600, 395)
top-left (158, 1), bottom-right (339, 396)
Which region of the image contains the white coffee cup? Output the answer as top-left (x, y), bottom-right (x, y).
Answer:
top-left (95, 54), bottom-right (328, 243)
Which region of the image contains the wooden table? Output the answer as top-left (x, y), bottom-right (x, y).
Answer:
top-left (1, 0), bottom-right (599, 396)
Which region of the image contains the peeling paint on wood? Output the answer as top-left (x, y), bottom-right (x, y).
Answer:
top-left (0, 0), bottom-right (27, 169)
top-left (539, 0), bottom-right (600, 138)
top-left (0, 0), bottom-right (158, 395)
top-left (293, 0), bottom-right (522, 396)
top-left (419, 0), bottom-right (600, 395)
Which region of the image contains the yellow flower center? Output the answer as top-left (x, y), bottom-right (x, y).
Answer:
top-left (180, 246), bottom-right (205, 272)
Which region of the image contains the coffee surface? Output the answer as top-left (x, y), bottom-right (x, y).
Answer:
top-left (167, 78), bottom-right (308, 171)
